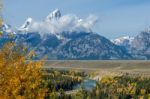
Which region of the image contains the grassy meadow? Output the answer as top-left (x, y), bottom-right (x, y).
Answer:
top-left (43, 60), bottom-right (150, 77)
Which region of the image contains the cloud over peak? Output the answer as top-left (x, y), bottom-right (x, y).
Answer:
top-left (19, 9), bottom-right (98, 34)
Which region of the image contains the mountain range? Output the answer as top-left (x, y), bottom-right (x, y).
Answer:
top-left (1, 9), bottom-right (150, 60)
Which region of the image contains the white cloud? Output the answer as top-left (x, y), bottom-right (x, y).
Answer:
top-left (28, 13), bottom-right (98, 35)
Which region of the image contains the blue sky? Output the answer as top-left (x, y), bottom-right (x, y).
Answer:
top-left (3, 0), bottom-right (150, 38)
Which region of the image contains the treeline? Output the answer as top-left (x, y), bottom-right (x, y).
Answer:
top-left (43, 69), bottom-right (87, 91)
top-left (69, 75), bottom-right (150, 99)
top-left (42, 69), bottom-right (87, 99)
top-left (47, 75), bottom-right (150, 99)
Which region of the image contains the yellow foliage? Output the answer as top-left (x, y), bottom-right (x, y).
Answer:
top-left (140, 89), bottom-right (146, 95)
top-left (138, 95), bottom-right (144, 99)
top-left (0, 18), bottom-right (3, 27)
top-left (117, 88), bottom-right (123, 93)
top-left (0, 31), bottom-right (2, 37)
top-left (0, 42), bottom-right (47, 99)
top-left (100, 76), bottom-right (115, 85)
top-left (148, 94), bottom-right (150, 99)
top-left (130, 89), bottom-right (136, 95)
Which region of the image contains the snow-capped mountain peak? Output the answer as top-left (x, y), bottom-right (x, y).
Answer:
top-left (45, 9), bottom-right (61, 21)
top-left (17, 9), bottom-right (98, 35)
top-left (111, 36), bottom-right (134, 46)
top-left (2, 23), bottom-right (13, 33)
top-left (18, 17), bottom-right (33, 32)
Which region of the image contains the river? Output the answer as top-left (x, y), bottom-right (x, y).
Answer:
top-left (73, 79), bottom-right (97, 91)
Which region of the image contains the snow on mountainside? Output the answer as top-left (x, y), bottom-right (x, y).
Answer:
top-left (45, 9), bottom-right (61, 21)
top-left (111, 36), bottom-right (134, 47)
top-left (0, 9), bottom-right (132, 60)
top-left (2, 9), bottom-right (150, 59)
top-left (8, 32), bottom-right (131, 60)
top-left (57, 33), bottom-right (131, 60)
top-left (17, 9), bottom-right (98, 35)
top-left (129, 29), bottom-right (150, 59)
top-left (1, 23), bottom-right (15, 34)
top-left (110, 27), bottom-right (150, 59)
top-left (18, 17), bottom-right (33, 32)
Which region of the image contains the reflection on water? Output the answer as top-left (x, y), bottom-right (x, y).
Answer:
top-left (73, 79), bottom-right (97, 91)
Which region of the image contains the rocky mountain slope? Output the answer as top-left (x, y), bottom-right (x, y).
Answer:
top-left (1, 9), bottom-right (150, 60)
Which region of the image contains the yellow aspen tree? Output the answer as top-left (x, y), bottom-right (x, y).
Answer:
top-left (0, 42), bottom-right (47, 99)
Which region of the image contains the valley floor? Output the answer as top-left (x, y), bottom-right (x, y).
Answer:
top-left (43, 60), bottom-right (150, 78)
